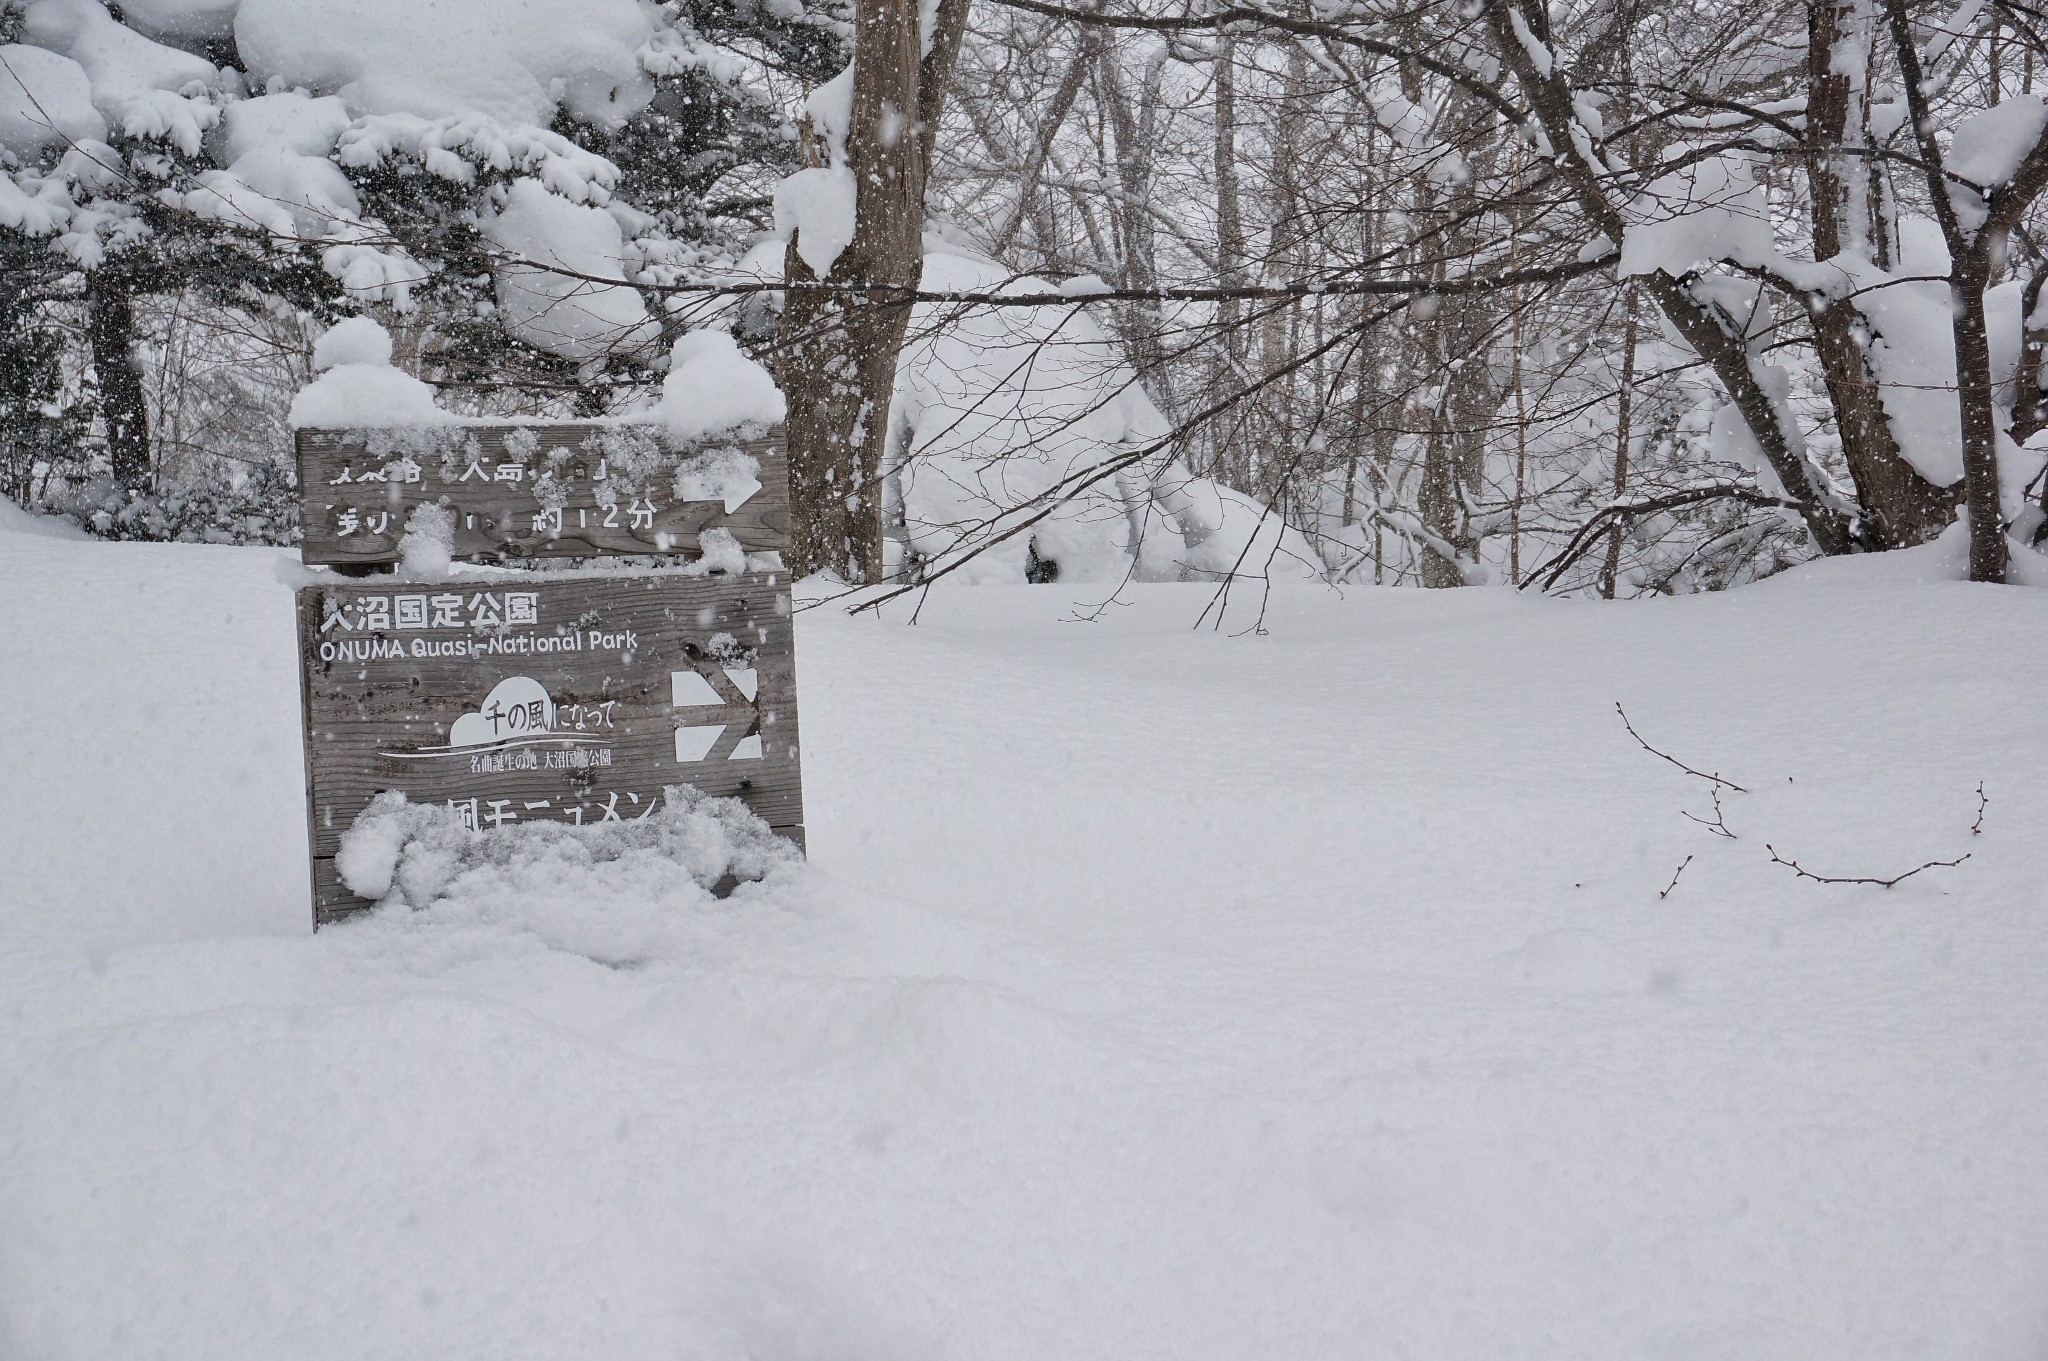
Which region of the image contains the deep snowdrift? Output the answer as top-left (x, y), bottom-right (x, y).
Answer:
top-left (3, 516), bottom-right (2047, 1361)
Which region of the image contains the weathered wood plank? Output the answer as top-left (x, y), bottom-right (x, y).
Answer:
top-left (298, 571), bottom-right (804, 925)
top-left (296, 424), bottom-right (789, 566)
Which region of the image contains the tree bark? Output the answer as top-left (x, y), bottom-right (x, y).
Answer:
top-left (1950, 246), bottom-right (2012, 581)
top-left (89, 275), bottom-right (150, 494)
top-left (1805, 0), bottom-right (1954, 548)
top-left (1884, 0), bottom-right (2010, 582)
top-left (779, 0), bottom-right (969, 583)
top-left (1210, 40), bottom-right (1247, 482)
top-left (1599, 299), bottom-right (1638, 598)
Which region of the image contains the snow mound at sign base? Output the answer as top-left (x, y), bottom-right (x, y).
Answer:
top-left (338, 788), bottom-right (799, 957)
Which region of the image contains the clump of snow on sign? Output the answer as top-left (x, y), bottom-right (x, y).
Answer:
top-left (314, 315), bottom-right (392, 368)
top-left (678, 525), bottom-right (747, 576)
top-left (482, 177), bottom-right (659, 363)
top-left (653, 329), bottom-right (785, 443)
top-left (672, 446), bottom-right (763, 515)
top-left (335, 787), bottom-right (798, 961)
top-left (0, 43), bottom-right (106, 157)
top-left (289, 316), bottom-right (448, 427)
top-left (396, 500), bottom-right (455, 578)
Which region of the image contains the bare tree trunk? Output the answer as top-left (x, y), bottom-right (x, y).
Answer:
top-left (1211, 39), bottom-right (1246, 482)
top-left (1949, 245), bottom-right (2012, 581)
top-left (1885, 0), bottom-right (2010, 582)
top-left (1599, 299), bottom-right (1639, 598)
top-left (89, 274), bottom-right (150, 494)
top-left (1507, 193), bottom-right (1529, 585)
top-left (1099, 41), bottom-right (1169, 404)
top-left (1806, 0), bottom-right (1954, 548)
top-left (778, 0), bottom-right (969, 583)
top-left (2011, 264), bottom-right (2048, 442)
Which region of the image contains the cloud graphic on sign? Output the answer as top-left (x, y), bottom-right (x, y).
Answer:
top-left (448, 675), bottom-right (556, 748)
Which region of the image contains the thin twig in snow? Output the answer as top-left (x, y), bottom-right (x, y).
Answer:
top-left (1972, 782), bottom-right (1989, 835)
top-left (1658, 855), bottom-right (1694, 899)
top-left (1616, 703), bottom-right (1747, 792)
top-left (1764, 845), bottom-right (1971, 889)
top-left (1679, 786), bottom-right (1737, 839)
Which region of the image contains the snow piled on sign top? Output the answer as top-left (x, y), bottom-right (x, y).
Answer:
top-left (289, 318), bottom-right (784, 462)
top-left (289, 318), bottom-right (448, 428)
top-left (650, 329), bottom-right (786, 444)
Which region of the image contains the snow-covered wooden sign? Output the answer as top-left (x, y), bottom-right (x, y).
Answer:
top-left (296, 424), bottom-right (789, 567)
top-left (296, 572), bottom-right (803, 924)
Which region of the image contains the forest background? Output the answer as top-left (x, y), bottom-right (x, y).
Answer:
top-left (4, 0), bottom-right (2047, 597)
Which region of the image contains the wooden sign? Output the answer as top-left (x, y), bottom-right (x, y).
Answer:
top-left (296, 424), bottom-right (789, 567)
top-left (297, 571), bottom-right (802, 924)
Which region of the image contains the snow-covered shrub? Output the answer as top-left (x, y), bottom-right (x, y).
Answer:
top-left (705, 235), bottom-right (1320, 586)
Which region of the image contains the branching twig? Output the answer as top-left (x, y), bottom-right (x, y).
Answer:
top-left (1972, 782), bottom-right (1989, 835)
top-left (1680, 786), bottom-right (1737, 839)
top-left (1764, 844), bottom-right (1971, 889)
top-left (1659, 855), bottom-right (1694, 899)
top-left (1616, 703), bottom-right (1747, 792)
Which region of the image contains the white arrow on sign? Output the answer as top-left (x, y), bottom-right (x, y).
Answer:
top-left (717, 473), bottom-right (762, 514)
top-left (677, 471), bottom-right (763, 514)
top-left (671, 666), bottom-right (763, 762)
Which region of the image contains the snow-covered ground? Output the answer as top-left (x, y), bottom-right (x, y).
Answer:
top-left (3, 510), bottom-right (2047, 1360)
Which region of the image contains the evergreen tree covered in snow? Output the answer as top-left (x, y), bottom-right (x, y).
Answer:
top-left (0, 0), bottom-right (845, 533)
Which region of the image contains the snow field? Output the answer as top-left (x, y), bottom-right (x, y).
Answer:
top-left (3, 513), bottom-right (2048, 1359)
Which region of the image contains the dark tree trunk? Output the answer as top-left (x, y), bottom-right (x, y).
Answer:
top-left (1805, 0), bottom-right (1954, 548)
top-left (1599, 301), bottom-right (1639, 598)
top-left (1884, 0), bottom-right (2014, 582)
top-left (1950, 248), bottom-right (2013, 582)
top-left (89, 276), bottom-right (150, 494)
top-left (778, 0), bottom-right (969, 583)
